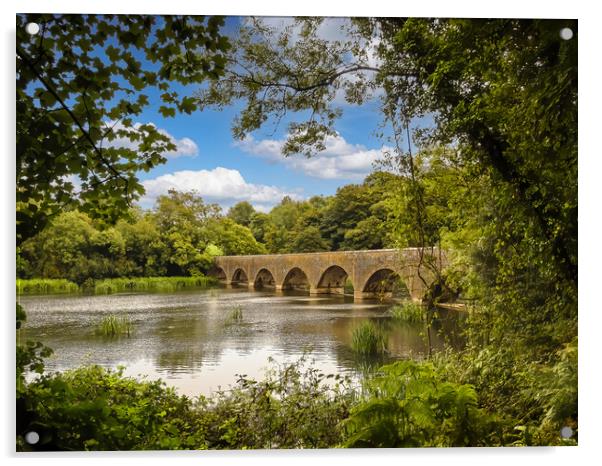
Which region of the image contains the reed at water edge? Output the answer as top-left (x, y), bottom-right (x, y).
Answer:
top-left (16, 276), bottom-right (218, 295)
top-left (350, 321), bottom-right (388, 356)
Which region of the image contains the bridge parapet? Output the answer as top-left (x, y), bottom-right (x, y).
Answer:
top-left (212, 248), bottom-right (445, 302)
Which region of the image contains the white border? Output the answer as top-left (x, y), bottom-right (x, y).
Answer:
top-left (2, 1), bottom-right (599, 465)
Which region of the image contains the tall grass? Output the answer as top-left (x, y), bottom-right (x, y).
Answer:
top-left (351, 321), bottom-right (388, 356)
top-left (93, 276), bottom-right (218, 294)
top-left (96, 314), bottom-right (133, 337)
top-left (16, 278), bottom-right (79, 295)
top-left (224, 306), bottom-right (243, 326)
top-left (17, 276), bottom-right (218, 295)
top-left (389, 302), bottom-right (424, 323)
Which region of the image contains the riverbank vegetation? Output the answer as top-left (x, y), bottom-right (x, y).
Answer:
top-left (389, 303), bottom-right (424, 324)
top-left (16, 278), bottom-right (79, 295)
top-left (17, 276), bottom-right (217, 295)
top-left (17, 16), bottom-right (577, 450)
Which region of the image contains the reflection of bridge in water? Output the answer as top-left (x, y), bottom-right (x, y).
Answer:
top-left (212, 248), bottom-right (445, 302)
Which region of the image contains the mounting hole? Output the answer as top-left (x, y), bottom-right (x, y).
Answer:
top-left (560, 426), bottom-right (573, 439)
top-left (560, 27), bottom-right (573, 40)
top-left (24, 431), bottom-right (40, 445)
top-left (25, 22), bottom-right (40, 35)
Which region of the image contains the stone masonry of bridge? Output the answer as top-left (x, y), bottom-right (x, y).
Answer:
top-left (212, 248), bottom-right (445, 302)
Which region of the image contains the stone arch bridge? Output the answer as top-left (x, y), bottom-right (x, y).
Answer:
top-left (211, 248), bottom-right (445, 302)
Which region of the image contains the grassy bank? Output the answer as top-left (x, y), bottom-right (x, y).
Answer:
top-left (92, 276), bottom-right (217, 294)
top-left (16, 279), bottom-right (79, 295)
top-left (16, 276), bottom-right (218, 295)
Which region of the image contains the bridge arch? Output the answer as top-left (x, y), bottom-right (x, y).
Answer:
top-left (231, 268), bottom-right (249, 286)
top-left (316, 265), bottom-right (349, 295)
top-left (214, 248), bottom-right (443, 301)
top-left (360, 268), bottom-right (410, 300)
top-left (211, 266), bottom-right (227, 282)
top-left (254, 268), bottom-right (276, 289)
top-left (282, 267), bottom-right (310, 291)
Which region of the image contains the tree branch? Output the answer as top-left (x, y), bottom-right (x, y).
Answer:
top-left (16, 45), bottom-right (128, 191)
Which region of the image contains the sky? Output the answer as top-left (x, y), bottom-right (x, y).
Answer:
top-left (123, 16), bottom-right (423, 213)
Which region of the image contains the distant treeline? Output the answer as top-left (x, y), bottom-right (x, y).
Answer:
top-left (17, 172), bottom-right (405, 283)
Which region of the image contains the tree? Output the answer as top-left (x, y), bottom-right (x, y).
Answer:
top-left (290, 226), bottom-right (330, 253)
top-left (205, 218), bottom-right (267, 256)
top-left (19, 211), bottom-right (97, 281)
top-left (227, 201), bottom-right (256, 227)
top-left (249, 212), bottom-right (273, 244)
top-left (115, 213), bottom-right (166, 276)
top-left (194, 18), bottom-right (578, 439)
top-left (17, 14), bottom-right (230, 245)
top-left (320, 175), bottom-right (395, 251)
top-left (196, 16), bottom-right (577, 322)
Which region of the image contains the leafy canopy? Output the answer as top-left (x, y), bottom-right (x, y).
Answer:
top-left (17, 14), bottom-right (230, 245)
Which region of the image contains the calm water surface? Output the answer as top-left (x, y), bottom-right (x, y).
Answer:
top-left (19, 287), bottom-right (463, 397)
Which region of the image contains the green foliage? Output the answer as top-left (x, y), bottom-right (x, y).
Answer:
top-left (389, 303), bottom-right (424, 323)
top-left (351, 322), bottom-right (388, 356)
top-left (96, 315), bottom-right (133, 337)
top-left (18, 358), bottom-right (353, 451)
top-left (17, 278), bottom-right (79, 295)
top-left (205, 218), bottom-right (266, 256)
top-left (290, 225), bottom-right (330, 253)
top-left (344, 278), bottom-right (355, 294)
top-left (199, 356), bottom-right (353, 449)
top-left (18, 190), bottom-right (264, 281)
top-left (343, 360), bottom-right (492, 447)
top-left (18, 366), bottom-right (204, 451)
top-left (17, 14), bottom-right (230, 245)
top-left (225, 173), bottom-right (400, 254)
top-left (16, 304), bottom-right (53, 397)
top-left (227, 201), bottom-right (255, 227)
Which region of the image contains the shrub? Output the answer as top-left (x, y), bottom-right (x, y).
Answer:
top-left (17, 366), bottom-right (205, 451)
top-left (342, 360), bottom-right (494, 447)
top-left (17, 358), bottom-right (354, 451)
top-left (201, 356), bottom-right (354, 449)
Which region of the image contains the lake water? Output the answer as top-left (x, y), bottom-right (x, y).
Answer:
top-left (18, 287), bottom-right (463, 397)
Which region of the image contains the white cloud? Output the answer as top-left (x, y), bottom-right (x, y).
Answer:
top-left (140, 167), bottom-right (302, 210)
top-left (235, 133), bottom-right (392, 180)
top-left (245, 17), bottom-right (350, 44)
top-left (103, 121), bottom-right (199, 158)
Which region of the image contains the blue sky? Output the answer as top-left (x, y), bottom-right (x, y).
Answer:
top-left (124, 16), bottom-right (426, 213)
